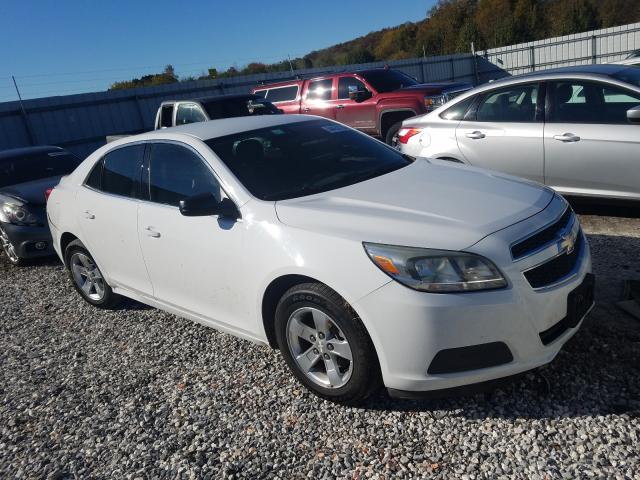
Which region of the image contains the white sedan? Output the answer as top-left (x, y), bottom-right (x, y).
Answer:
top-left (47, 115), bottom-right (594, 404)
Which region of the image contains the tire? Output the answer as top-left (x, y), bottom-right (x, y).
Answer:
top-left (275, 282), bottom-right (381, 404)
top-left (0, 225), bottom-right (23, 266)
top-left (64, 239), bottom-right (121, 309)
top-left (385, 121), bottom-right (403, 148)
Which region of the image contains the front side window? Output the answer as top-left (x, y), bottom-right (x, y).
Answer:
top-left (205, 119), bottom-right (411, 201)
top-left (548, 81), bottom-right (640, 124)
top-left (148, 143), bottom-right (220, 207)
top-left (306, 79), bottom-right (333, 101)
top-left (475, 84), bottom-right (538, 122)
top-left (160, 105), bottom-right (173, 128)
top-left (338, 77), bottom-right (367, 99)
top-left (265, 85), bottom-right (298, 103)
top-left (0, 150), bottom-right (81, 188)
top-left (101, 144), bottom-right (145, 198)
top-left (175, 103), bottom-right (207, 125)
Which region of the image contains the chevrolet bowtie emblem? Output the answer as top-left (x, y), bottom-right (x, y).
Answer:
top-left (559, 231), bottom-right (576, 254)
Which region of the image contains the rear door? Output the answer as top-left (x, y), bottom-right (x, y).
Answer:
top-left (544, 80), bottom-right (640, 200)
top-left (301, 77), bottom-right (337, 119)
top-left (76, 144), bottom-right (153, 295)
top-left (335, 75), bottom-right (376, 133)
top-left (455, 82), bottom-right (544, 184)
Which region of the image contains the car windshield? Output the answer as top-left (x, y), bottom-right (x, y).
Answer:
top-left (611, 66), bottom-right (640, 88)
top-left (205, 119), bottom-right (412, 201)
top-left (201, 97), bottom-right (280, 119)
top-left (0, 150), bottom-right (81, 188)
top-left (359, 70), bottom-right (419, 92)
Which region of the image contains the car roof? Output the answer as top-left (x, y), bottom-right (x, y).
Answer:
top-left (0, 145), bottom-right (66, 160)
top-left (488, 64), bottom-right (636, 86)
top-left (142, 114), bottom-right (318, 141)
top-left (161, 93), bottom-right (259, 105)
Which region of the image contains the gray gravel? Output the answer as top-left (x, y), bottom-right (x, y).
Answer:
top-left (1, 207), bottom-right (639, 479)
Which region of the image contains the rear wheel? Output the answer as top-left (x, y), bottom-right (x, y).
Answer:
top-left (0, 225), bottom-right (22, 266)
top-left (275, 283), bottom-right (380, 404)
top-left (65, 240), bottom-right (120, 309)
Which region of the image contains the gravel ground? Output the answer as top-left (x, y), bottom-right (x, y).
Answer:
top-left (1, 206), bottom-right (639, 479)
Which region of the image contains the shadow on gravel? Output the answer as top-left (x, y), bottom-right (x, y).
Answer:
top-left (569, 198), bottom-right (640, 218)
top-left (362, 233), bottom-right (640, 419)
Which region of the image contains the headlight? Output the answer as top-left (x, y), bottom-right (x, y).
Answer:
top-left (1, 203), bottom-right (39, 226)
top-left (424, 94), bottom-right (446, 111)
top-left (363, 243), bottom-right (507, 293)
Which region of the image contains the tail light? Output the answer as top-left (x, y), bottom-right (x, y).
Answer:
top-left (44, 188), bottom-right (54, 202)
top-left (397, 128), bottom-right (422, 144)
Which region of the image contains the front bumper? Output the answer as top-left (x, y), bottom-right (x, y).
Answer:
top-left (0, 221), bottom-right (55, 259)
top-left (353, 206), bottom-right (593, 393)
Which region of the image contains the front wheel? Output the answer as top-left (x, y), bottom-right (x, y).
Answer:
top-left (275, 283), bottom-right (380, 404)
top-left (385, 121), bottom-right (403, 148)
top-left (65, 240), bottom-right (121, 309)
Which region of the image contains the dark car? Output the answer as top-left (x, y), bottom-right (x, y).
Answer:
top-left (153, 94), bottom-right (281, 129)
top-left (0, 146), bottom-right (81, 265)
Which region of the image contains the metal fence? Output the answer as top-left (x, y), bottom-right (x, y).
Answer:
top-left (1, 22), bottom-right (639, 159)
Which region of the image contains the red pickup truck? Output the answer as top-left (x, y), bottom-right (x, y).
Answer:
top-left (252, 68), bottom-right (471, 145)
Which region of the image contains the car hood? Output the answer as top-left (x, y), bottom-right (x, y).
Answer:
top-left (275, 160), bottom-right (553, 251)
top-left (0, 176), bottom-right (63, 205)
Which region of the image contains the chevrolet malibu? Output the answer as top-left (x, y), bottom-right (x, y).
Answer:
top-left (47, 115), bottom-right (594, 404)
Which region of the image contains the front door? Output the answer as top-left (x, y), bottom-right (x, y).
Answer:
top-left (137, 142), bottom-right (247, 329)
top-left (76, 144), bottom-right (153, 295)
top-left (455, 82), bottom-right (544, 184)
top-left (544, 80), bottom-right (640, 200)
top-left (334, 75), bottom-right (377, 133)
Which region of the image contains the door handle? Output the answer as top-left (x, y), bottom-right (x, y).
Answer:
top-left (144, 226), bottom-right (161, 238)
top-left (553, 133), bottom-right (580, 142)
top-left (302, 107), bottom-right (311, 112)
top-left (336, 104), bottom-right (345, 109)
top-left (465, 131), bottom-right (486, 139)
top-left (83, 210), bottom-right (95, 220)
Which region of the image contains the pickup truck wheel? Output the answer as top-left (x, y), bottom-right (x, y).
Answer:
top-left (385, 122), bottom-right (403, 148)
top-left (275, 283), bottom-right (381, 405)
top-left (65, 240), bottom-right (121, 309)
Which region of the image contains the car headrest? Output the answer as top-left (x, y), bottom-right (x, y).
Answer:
top-left (234, 139), bottom-right (264, 163)
top-left (556, 84), bottom-right (574, 104)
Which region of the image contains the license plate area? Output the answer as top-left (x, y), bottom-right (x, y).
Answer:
top-left (566, 273), bottom-right (595, 328)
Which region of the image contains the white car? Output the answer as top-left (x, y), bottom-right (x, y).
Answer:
top-left (47, 115), bottom-right (594, 404)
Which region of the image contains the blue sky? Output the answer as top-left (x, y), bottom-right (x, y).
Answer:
top-left (0, 0), bottom-right (436, 102)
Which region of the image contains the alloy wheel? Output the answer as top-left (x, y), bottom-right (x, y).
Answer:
top-left (286, 307), bottom-right (354, 389)
top-left (70, 252), bottom-right (106, 301)
top-left (0, 227), bottom-right (19, 264)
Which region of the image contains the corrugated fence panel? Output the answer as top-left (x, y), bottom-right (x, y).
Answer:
top-left (1, 22), bottom-right (639, 158)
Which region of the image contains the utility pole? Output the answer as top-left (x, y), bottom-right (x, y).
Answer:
top-left (12, 75), bottom-right (35, 145)
top-left (287, 55), bottom-right (295, 77)
top-left (470, 42), bottom-right (480, 86)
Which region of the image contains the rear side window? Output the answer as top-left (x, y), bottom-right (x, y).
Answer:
top-left (148, 143), bottom-right (221, 207)
top-left (84, 160), bottom-right (103, 189)
top-left (265, 86), bottom-right (298, 103)
top-left (476, 84), bottom-right (538, 122)
top-left (306, 79), bottom-right (333, 101)
top-left (176, 103), bottom-right (207, 125)
top-left (440, 95), bottom-right (476, 121)
top-left (101, 145), bottom-right (145, 198)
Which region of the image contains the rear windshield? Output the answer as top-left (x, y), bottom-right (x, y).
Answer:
top-left (205, 119), bottom-right (411, 201)
top-left (201, 98), bottom-right (280, 119)
top-left (0, 150), bottom-right (81, 187)
top-left (360, 70), bottom-right (419, 92)
top-left (611, 66), bottom-right (640, 88)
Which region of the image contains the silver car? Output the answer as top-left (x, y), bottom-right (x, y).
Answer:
top-left (398, 65), bottom-right (640, 201)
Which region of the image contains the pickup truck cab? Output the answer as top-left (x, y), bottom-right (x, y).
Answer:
top-left (154, 94), bottom-right (280, 130)
top-left (252, 68), bottom-right (471, 145)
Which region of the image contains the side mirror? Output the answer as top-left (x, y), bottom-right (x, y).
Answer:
top-left (179, 193), bottom-right (241, 220)
top-left (627, 106), bottom-right (640, 124)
